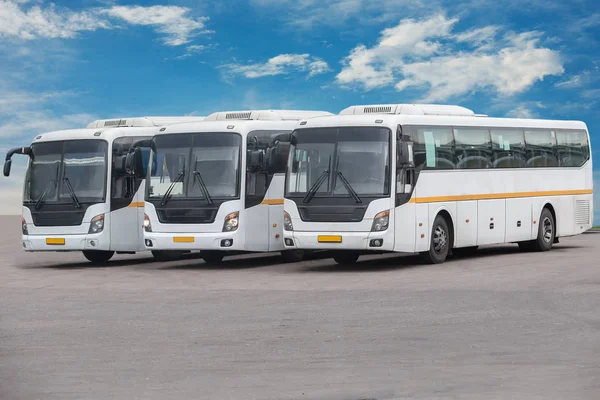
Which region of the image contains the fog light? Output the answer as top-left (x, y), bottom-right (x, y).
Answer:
top-left (89, 240), bottom-right (97, 247)
top-left (369, 239), bottom-right (383, 247)
top-left (145, 239), bottom-right (153, 247)
top-left (285, 238), bottom-right (294, 246)
top-left (220, 239), bottom-right (233, 247)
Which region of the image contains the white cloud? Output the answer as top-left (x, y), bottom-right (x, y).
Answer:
top-left (102, 5), bottom-right (211, 46)
top-left (0, 1), bottom-right (211, 47)
top-left (336, 15), bottom-right (564, 101)
top-left (0, 0), bottom-right (111, 40)
top-left (555, 75), bottom-right (583, 88)
top-left (506, 104), bottom-right (535, 119)
top-left (223, 54), bottom-right (331, 79)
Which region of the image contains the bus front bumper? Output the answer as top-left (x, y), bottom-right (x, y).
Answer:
top-left (283, 231), bottom-right (393, 251)
top-left (144, 231), bottom-right (241, 251)
top-left (21, 234), bottom-right (110, 252)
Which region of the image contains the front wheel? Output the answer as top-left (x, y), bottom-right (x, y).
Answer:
top-left (333, 251), bottom-right (360, 265)
top-left (82, 250), bottom-right (114, 264)
top-left (201, 251), bottom-right (225, 265)
top-left (421, 215), bottom-right (451, 264)
top-left (280, 250), bottom-right (305, 263)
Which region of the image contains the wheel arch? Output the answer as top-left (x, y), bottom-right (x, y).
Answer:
top-left (542, 202), bottom-right (557, 236)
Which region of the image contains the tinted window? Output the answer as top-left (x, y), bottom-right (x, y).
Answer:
top-left (410, 127), bottom-right (456, 169)
top-left (556, 130), bottom-right (590, 167)
top-left (454, 128), bottom-right (492, 169)
top-left (524, 130), bottom-right (558, 167)
top-left (491, 129), bottom-right (526, 168)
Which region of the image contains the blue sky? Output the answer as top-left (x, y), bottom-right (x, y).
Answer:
top-left (0, 0), bottom-right (599, 221)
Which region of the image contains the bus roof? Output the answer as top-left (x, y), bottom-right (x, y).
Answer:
top-left (86, 116), bottom-right (205, 128)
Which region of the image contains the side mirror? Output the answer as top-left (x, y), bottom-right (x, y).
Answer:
top-left (3, 159), bottom-right (11, 177)
top-left (247, 150), bottom-right (264, 172)
top-left (397, 141), bottom-right (414, 167)
top-left (265, 141), bottom-right (290, 174)
top-left (125, 148), bottom-right (144, 178)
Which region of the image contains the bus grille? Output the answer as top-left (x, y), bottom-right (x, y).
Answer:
top-left (574, 200), bottom-right (591, 225)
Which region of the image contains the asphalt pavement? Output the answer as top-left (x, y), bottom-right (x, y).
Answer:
top-left (1, 215), bottom-right (599, 400)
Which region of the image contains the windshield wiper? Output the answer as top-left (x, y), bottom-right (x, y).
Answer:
top-left (63, 178), bottom-right (81, 209)
top-left (161, 171), bottom-right (185, 206)
top-left (302, 169), bottom-right (330, 203)
top-left (335, 171), bottom-right (362, 203)
top-left (34, 179), bottom-right (57, 210)
top-left (192, 170), bottom-right (213, 205)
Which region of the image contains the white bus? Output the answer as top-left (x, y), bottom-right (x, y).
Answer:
top-left (277, 104), bottom-right (593, 265)
top-left (3, 116), bottom-right (205, 264)
top-left (131, 110), bottom-right (333, 264)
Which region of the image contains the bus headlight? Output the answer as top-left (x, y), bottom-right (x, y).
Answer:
top-left (89, 214), bottom-right (105, 234)
top-left (21, 217), bottom-right (28, 235)
top-left (371, 210), bottom-right (389, 232)
top-left (283, 211), bottom-right (293, 231)
top-left (143, 214), bottom-right (152, 232)
top-left (223, 211), bottom-right (239, 232)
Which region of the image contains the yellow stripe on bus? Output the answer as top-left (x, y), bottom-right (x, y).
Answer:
top-left (261, 199), bottom-right (284, 205)
top-left (128, 202), bottom-right (145, 208)
top-left (410, 189), bottom-right (592, 204)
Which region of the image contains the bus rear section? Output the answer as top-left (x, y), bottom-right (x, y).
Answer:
top-left (3, 116), bottom-right (205, 264)
top-left (281, 104), bottom-right (594, 265)
top-left (140, 109), bottom-right (332, 264)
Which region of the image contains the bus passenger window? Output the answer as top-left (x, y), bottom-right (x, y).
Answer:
top-left (524, 130), bottom-right (558, 168)
top-left (491, 129), bottom-right (526, 168)
top-left (411, 127), bottom-right (456, 169)
top-left (454, 128), bottom-right (492, 169)
top-left (556, 130), bottom-right (590, 167)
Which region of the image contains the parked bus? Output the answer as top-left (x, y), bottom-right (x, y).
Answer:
top-left (131, 109), bottom-right (333, 264)
top-left (3, 116), bottom-right (205, 264)
top-left (276, 104), bottom-right (593, 265)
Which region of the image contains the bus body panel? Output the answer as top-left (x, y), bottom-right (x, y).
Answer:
top-left (455, 201), bottom-right (478, 247)
top-left (393, 203), bottom-right (416, 253)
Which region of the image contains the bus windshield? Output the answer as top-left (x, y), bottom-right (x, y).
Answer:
top-left (286, 127), bottom-right (391, 198)
top-left (23, 140), bottom-right (108, 206)
top-left (147, 132), bottom-right (241, 201)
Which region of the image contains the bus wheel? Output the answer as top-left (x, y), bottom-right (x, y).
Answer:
top-left (534, 208), bottom-right (555, 252)
top-left (151, 250), bottom-right (183, 262)
top-left (421, 215), bottom-right (450, 264)
top-left (280, 250), bottom-right (305, 263)
top-left (82, 250), bottom-right (114, 264)
top-left (452, 246), bottom-right (478, 258)
top-left (201, 251), bottom-right (225, 265)
top-left (333, 251), bottom-right (360, 265)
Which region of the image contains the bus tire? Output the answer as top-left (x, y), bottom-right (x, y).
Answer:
top-left (333, 251), bottom-right (360, 265)
top-left (151, 250), bottom-right (183, 262)
top-left (280, 250), bottom-right (305, 263)
top-left (421, 214), bottom-right (450, 264)
top-left (201, 251), bottom-right (225, 265)
top-left (452, 246), bottom-right (478, 258)
top-left (82, 250), bottom-right (114, 264)
top-left (534, 208), bottom-right (555, 252)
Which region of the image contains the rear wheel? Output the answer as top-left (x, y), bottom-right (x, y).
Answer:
top-left (519, 208), bottom-right (555, 252)
top-left (333, 251), bottom-right (360, 265)
top-left (280, 250), bottom-right (305, 263)
top-left (82, 250), bottom-right (114, 264)
top-left (151, 250), bottom-right (183, 262)
top-left (201, 251), bottom-right (225, 265)
top-left (452, 246), bottom-right (478, 258)
top-left (421, 215), bottom-right (451, 264)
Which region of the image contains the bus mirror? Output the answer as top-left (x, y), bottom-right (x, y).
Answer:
top-left (266, 141), bottom-right (289, 173)
top-left (125, 148), bottom-right (144, 177)
top-left (247, 150), bottom-right (264, 172)
top-left (3, 159), bottom-right (11, 177)
top-left (397, 141), bottom-right (414, 167)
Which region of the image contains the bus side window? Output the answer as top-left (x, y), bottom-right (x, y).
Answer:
top-left (556, 130), bottom-right (590, 167)
top-left (524, 130), bottom-right (558, 168)
top-left (491, 129), bottom-right (526, 168)
top-left (454, 128), bottom-right (492, 169)
top-left (413, 127), bottom-right (456, 169)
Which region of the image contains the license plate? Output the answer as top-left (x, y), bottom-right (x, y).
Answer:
top-left (173, 237), bottom-right (195, 243)
top-left (318, 235), bottom-right (342, 243)
top-left (46, 238), bottom-right (65, 245)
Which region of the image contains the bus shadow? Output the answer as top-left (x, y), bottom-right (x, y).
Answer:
top-left (20, 256), bottom-right (156, 270)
